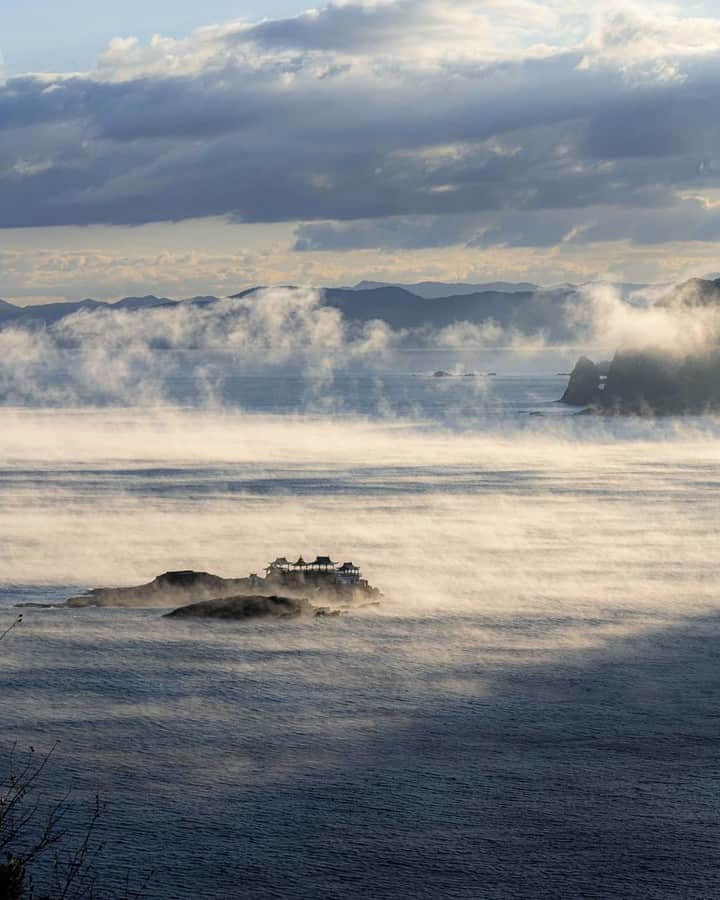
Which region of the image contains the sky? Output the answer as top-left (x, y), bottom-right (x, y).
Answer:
top-left (1, 1), bottom-right (307, 75)
top-left (4, 0), bottom-right (720, 303)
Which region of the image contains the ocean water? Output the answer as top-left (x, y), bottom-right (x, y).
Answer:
top-left (1, 373), bottom-right (720, 898)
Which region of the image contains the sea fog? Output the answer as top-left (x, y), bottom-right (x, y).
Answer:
top-left (0, 402), bottom-right (717, 623)
top-left (1, 284), bottom-right (720, 897)
top-left (1, 373), bottom-right (719, 896)
top-left (4, 281), bottom-right (710, 407)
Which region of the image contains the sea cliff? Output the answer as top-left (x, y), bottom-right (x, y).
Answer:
top-left (561, 349), bottom-right (720, 414)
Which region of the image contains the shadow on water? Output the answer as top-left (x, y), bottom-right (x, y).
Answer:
top-left (3, 611), bottom-right (720, 898)
top-left (182, 615), bottom-right (720, 900)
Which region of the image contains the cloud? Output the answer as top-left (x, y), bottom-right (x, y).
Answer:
top-left (294, 214), bottom-right (485, 251)
top-left (0, 245), bottom-right (265, 304)
top-left (581, 3), bottom-right (720, 77)
top-left (237, 1), bottom-right (429, 54)
top-left (2, 0), bottom-right (720, 258)
top-left (293, 193), bottom-right (720, 253)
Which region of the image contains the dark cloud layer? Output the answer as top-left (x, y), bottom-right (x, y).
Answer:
top-left (3, 1), bottom-right (720, 252)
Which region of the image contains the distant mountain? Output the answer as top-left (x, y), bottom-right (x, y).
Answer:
top-left (352, 280), bottom-right (539, 298)
top-left (0, 297), bottom-right (115, 327)
top-left (0, 294), bottom-right (221, 328)
top-left (8, 298), bottom-right (107, 326)
top-left (663, 277), bottom-right (720, 307)
top-left (355, 279), bottom-right (658, 301)
top-left (111, 295), bottom-right (177, 311)
top-left (323, 286), bottom-right (428, 328)
top-left (0, 284), bottom-right (583, 340)
top-left (322, 285), bottom-right (578, 338)
top-left (0, 299), bottom-right (21, 323)
top-left (0, 277), bottom-right (710, 342)
top-left (184, 296), bottom-right (222, 307)
top-left (231, 283), bottom-right (567, 332)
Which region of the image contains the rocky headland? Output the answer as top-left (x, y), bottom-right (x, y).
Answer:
top-left (560, 276), bottom-right (720, 414)
top-left (560, 349), bottom-right (720, 414)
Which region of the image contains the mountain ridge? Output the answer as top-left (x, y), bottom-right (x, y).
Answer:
top-left (0, 277), bottom-right (715, 336)
top-left (351, 280), bottom-right (539, 298)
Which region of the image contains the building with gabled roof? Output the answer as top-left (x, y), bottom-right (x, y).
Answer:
top-left (265, 557), bottom-right (291, 575)
top-left (263, 554), bottom-right (368, 589)
top-left (309, 555), bottom-right (336, 571)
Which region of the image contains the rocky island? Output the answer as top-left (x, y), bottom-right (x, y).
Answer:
top-left (17, 554), bottom-right (382, 620)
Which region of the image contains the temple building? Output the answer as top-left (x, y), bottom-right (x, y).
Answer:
top-left (265, 557), bottom-right (292, 576)
top-left (336, 562), bottom-right (361, 585)
top-left (264, 554), bottom-right (368, 588)
top-left (309, 555), bottom-right (336, 572)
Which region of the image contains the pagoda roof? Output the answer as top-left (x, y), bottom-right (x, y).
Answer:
top-left (294, 557), bottom-right (307, 567)
top-left (312, 555), bottom-right (335, 566)
top-left (338, 562), bottom-right (358, 571)
top-left (271, 557), bottom-right (290, 566)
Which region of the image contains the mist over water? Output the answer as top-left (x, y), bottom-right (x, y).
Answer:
top-left (0, 402), bottom-right (718, 621)
top-left (1, 359), bottom-right (719, 896)
top-left (3, 282), bottom-right (716, 408)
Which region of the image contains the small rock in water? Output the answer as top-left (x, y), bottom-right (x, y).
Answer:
top-left (165, 594), bottom-right (311, 620)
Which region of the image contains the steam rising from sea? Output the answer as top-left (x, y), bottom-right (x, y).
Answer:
top-left (1, 407), bottom-right (717, 641)
top-left (1, 281), bottom-right (718, 678)
top-left (2, 285), bottom-right (720, 897)
top-left (0, 289), bottom-right (395, 406)
top-left (1, 282), bottom-right (718, 407)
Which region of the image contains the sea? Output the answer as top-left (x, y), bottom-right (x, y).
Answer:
top-left (1, 369), bottom-right (719, 899)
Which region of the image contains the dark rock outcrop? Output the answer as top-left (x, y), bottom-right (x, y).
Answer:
top-left (601, 349), bottom-right (720, 414)
top-left (165, 594), bottom-right (312, 620)
top-left (560, 356), bottom-right (602, 405)
top-left (560, 349), bottom-right (720, 414)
